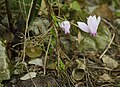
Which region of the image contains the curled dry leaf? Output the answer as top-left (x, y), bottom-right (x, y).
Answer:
top-left (102, 55), bottom-right (118, 70)
top-left (72, 68), bottom-right (85, 81)
top-left (71, 59), bottom-right (86, 81)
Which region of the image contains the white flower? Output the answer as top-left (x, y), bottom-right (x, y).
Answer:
top-left (77, 15), bottom-right (101, 36)
top-left (59, 21), bottom-right (70, 34)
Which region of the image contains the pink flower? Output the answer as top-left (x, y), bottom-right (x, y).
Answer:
top-left (77, 15), bottom-right (101, 36)
top-left (59, 21), bottom-right (70, 34)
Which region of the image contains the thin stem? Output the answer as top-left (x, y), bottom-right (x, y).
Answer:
top-left (44, 36), bottom-right (52, 75)
top-left (99, 33), bottom-right (115, 59)
top-left (22, 0), bottom-right (37, 87)
top-left (23, 62), bottom-right (37, 87)
top-left (22, 0), bottom-right (34, 62)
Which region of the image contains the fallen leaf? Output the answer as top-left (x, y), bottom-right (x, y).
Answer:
top-left (76, 59), bottom-right (86, 70)
top-left (99, 73), bottom-right (113, 82)
top-left (20, 72), bottom-right (37, 80)
top-left (102, 55), bottom-right (118, 70)
top-left (28, 58), bottom-right (43, 66)
top-left (26, 43), bottom-right (42, 58)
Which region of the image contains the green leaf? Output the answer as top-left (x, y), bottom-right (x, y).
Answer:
top-left (70, 1), bottom-right (82, 12)
top-left (115, 10), bottom-right (120, 17)
top-left (59, 59), bottom-right (65, 70)
top-left (26, 43), bottom-right (42, 58)
top-left (51, 13), bottom-right (59, 27)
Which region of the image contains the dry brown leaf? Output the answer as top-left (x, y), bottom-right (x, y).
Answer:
top-left (93, 4), bottom-right (114, 20)
top-left (3, 31), bottom-right (14, 43)
top-left (102, 55), bottom-right (118, 70)
top-left (99, 73), bottom-right (113, 82)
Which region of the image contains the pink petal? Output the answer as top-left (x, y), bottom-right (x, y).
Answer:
top-left (93, 15), bottom-right (98, 28)
top-left (64, 21), bottom-right (70, 31)
top-left (87, 15), bottom-right (97, 35)
top-left (64, 29), bottom-right (70, 34)
top-left (77, 22), bottom-right (89, 33)
top-left (59, 21), bottom-right (70, 34)
top-left (97, 16), bottom-right (101, 26)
